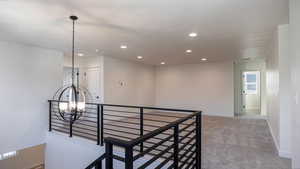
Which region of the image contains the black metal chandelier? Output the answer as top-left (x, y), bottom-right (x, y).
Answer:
top-left (53, 15), bottom-right (91, 123)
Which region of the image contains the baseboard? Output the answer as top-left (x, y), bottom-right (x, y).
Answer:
top-left (279, 150), bottom-right (292, 159)
top-left (266, 120), bottom-right (280, 154)
top-left (266, 120), bottom-right (293, 159)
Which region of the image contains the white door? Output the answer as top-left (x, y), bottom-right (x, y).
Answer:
top-left (80, 67), bottom-right (102, 103)
top-left (242, 71), bottom-right (261, 115)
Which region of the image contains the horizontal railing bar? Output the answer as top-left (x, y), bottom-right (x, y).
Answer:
top-left (179, 122), bottom-right (196, 132)
top-left (103, 113), bottom-right (175, 124)
top-left (73, 122), bottom-right (97, 128)
top-left (179, 129), bottom-right (196, 143)
top-left (51, 120), bottom-right (69, 127)
top-left (104, 128), bottom-right (139, 136)
top-left (104, 132), bottom-right (135, 141)
top-left (105, 108), bottom-right (187, 119)
top-left (48, 100), bottom-right (200, 113)
top-left (179, 151), bottom-right (196, 169)
top-left (104, 109), bottom-right (139, 114)
top-left (52, 119), bottom-right (97, 129)
top-left (77, 119), bottom-right (97, 124)
top-left (104, 123), bottom-right (139, 130)
top-left (52, 124), bottom-right (97, 138)
top-left (178, 136), bottom-right (196, 156)
top-left (130, 112), bottom-right (200, 146)
top-left (51, 106), bottom-right (98, 112)
top-left (179, 145), bottom-right (196, 163)
top-left (187, 161), bottom-right (196, 169)
top-left (52, 128), bottom-right (97, 141)
top-left (103, 123), bottom-right (194, 141)
top-left (154, 154), bottom-right (173, 169)
top-left (180, 147), bottom-right (196, 162)
top-left (133, 148), bottom-right (170, 160)
top-left (142, 144), bottom-right (194, 160)
top-left (52, 113), bottom-right (97, 119)
top-left (51, 114), bottom-right (97, 121)
top-left (72, 125), bottom-right (97, 133)
top-left (85, 154), bottom-right (106, 169)
top-left (137, 144), bottom-right (175, 169)
top-left (179, 158), bottom-right (195, 169)
top-left (110, 154), bottom-right (125, 162)
top-left (183, 156), bottom-right (196, 169)
top-left (134, 133), bottom-right (173, 160)
top-left (103, 119), bottom-right (162, 128)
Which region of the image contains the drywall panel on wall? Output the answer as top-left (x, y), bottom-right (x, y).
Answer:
top-left (155, 62), bottom-right (234, 117)
top-left (266, 28), bottom-right (280, 151)
top-left (278, 24), bottom-right (291, 158)
top-left (0, 41), bottom-right (63, 154)
top-left (45, 133), bottom-right (106, 169)
top-left (289, 0), bottom-right (300, 167)
top-left (103, 57), bottom-right (156, 106)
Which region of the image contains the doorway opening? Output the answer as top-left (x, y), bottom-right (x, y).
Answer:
top-left (241, 71), bottom-right (261, 116)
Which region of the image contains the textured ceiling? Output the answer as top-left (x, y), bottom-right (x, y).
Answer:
top-left (0, 0), bottom-right (288, 65)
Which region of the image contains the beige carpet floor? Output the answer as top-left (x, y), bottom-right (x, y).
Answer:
top-left (202, 115), bottom-right (291, 169)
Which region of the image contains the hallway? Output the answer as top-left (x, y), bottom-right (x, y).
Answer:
top-left (203, 116), bottom-right (291, 169)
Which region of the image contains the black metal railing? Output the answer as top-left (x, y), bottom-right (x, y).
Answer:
top-left (48, 100), bottom-right (202, 169)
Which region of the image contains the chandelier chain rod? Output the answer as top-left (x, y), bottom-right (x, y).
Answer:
top-left (72, 18), bottom-right (75, 86)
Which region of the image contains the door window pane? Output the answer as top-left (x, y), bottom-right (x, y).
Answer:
top-left (246, 74), bottom-right (256, 83)
top-left (247, 84), bottom-right (256, 91)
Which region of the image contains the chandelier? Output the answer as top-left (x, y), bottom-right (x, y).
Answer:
top-left (53, 15), bottom-right (91, 123)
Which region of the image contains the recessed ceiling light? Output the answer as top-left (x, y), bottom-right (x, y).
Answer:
top-left (96, 49), bottom-right (99, 52)
top-left (120, 45), bottom-right (127, 49)
top-left (78, 53), bottom-right (84, 57)
top-left (189, 32), bottom-right (197, 37)
top-left (186, 49), bottom-right (192, 53)
top-left (160, 62), bottom-right (165, 65)
top-left (201, 58), bottom-right (207, 61)
top-left (137, 56), bottom-right (143, 59)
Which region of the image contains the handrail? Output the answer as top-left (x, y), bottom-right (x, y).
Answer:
top-left (85, 154), bottom-right (106, 169)
top-left (48, 100), bottom-right (199, 113)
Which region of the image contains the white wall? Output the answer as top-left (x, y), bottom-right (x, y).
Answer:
top-left (289, 0), bottom-right (300, 167)
top-left (278, 24), bottom-right (292, 158)
top-left (45, 133), bottom-right (106, 169)
top-left (103, 57), bottom-right (156, 106)
top-left (266, 28), bottom-right (280, 152)
top-left (266, 25), bottom-right (292, 159)
top-left (155, 61), bottom-right (234, 117)
top-left (0, 41), bottom-right (63, 154)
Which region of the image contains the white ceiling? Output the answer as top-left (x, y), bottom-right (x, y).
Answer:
top-left (0, 0), bottom-right (288, 65)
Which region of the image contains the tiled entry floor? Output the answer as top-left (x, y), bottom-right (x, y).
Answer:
top-left (202, 116), bottom-right (291, 169)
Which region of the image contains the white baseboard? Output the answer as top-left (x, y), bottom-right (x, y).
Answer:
top-left (279, 150), bottom-right (292, 159)
top-left (266, 120), bottom-right (280, 154)
top-left (266, 120), bottom-right (292, 159)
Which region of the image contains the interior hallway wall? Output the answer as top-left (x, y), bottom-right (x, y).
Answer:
top-left (278, 24), bottom-right (292, 158)
top-left (289, 0), bottom-right (300, 167)
top-left (266, 28), bottom-right (280, 153)
top-left (103, 57), bottom-right (156, 106)
top-left (0, 41), bottom-right (63, 154)
top-left (155, 61), bottom-right (234, 117)
top-left (266, 24), bottom-right (292, 158)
